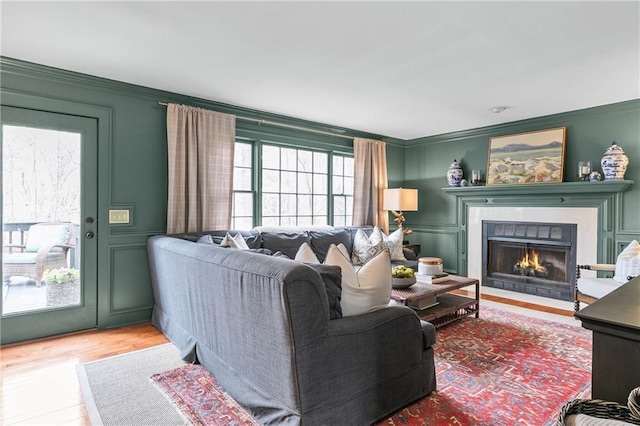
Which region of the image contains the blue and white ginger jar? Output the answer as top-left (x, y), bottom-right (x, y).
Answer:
top-left (600, 141), bottom-right (629, 181)
top-left (447, 159), bottom-right (463, 187)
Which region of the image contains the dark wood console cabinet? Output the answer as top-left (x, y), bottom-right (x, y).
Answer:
top-left (575, 276), bottom-right (640, 404)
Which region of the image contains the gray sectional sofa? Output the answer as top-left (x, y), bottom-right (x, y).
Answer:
top-left (147, 227), bottom-right (436, 425)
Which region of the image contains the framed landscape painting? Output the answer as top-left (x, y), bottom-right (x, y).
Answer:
top-left (486, 127), bottom-right (566, 185)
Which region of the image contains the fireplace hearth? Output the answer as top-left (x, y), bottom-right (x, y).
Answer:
top-left (482, 221), bottom-right (577, 301)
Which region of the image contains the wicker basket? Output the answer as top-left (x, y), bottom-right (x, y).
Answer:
top-left (45, 280), bottom-right (80, 307)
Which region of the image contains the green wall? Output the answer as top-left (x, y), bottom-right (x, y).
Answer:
top-left (401, 100), bottom-right (640, 274)
top-left (0, 57), bottom-right (392, 330)
top-left (1, 57), bottom-right (638, 332)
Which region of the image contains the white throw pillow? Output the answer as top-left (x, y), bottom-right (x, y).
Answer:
top-left (326, 244), bottom-right (392, 317)
top-left (295, 242), bottom-right (350, 265)
top-left (613, 240), bottom-right (640, 284)
top-left (220, 233), bottom-right (250, 250)
top-left (335, 243), bottom-right (350, 259)
top-left (351, 228), bottom-right (385, 265)
top-left (294, 242), bottom-right (320, 264)
top-left (370, 227), bottom-right (407, 262)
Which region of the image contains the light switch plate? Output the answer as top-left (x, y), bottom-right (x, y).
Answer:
top-left (109, 209), bottom-right (130, 224)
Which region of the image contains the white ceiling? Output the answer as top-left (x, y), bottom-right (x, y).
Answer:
top-left (1, 1), bottom-right (639, 140)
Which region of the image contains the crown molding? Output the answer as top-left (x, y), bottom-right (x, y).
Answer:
top-left (405, 99), bottom-right (640, 147)
top-left (0, 56), bottom-right (388, 144)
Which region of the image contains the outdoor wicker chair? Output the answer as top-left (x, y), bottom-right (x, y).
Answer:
top-left (555, 387), bottom-right (640, 425)
top-left (3, 222), bottom-right (76, 286)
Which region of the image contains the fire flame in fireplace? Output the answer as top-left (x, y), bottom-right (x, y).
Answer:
top-left (516, 251), bottom-right (545, 271)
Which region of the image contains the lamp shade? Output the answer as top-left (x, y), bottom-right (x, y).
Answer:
top-left (383, 188), bottom-right (418, 211)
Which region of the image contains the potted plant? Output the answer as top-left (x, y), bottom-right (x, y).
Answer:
top-left (44, 267), bottom-right (80, 307)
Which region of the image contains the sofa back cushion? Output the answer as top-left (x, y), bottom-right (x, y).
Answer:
top-left (309, 229), bottom-right (351, 263)
top-left (197, 235), bottom-right (273, 255)
top-left (172, 230), bottom-right (261, 248)
top-left (261, 232), bottom-right (309, 259)
top-left (181, 231), bottom-right (260, 248)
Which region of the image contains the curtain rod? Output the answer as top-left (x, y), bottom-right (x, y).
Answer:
top-left (158, 101), bottom-right (352, 140)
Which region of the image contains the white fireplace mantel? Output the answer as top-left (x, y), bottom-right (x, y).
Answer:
top-left (441, 180), bottom-right (633, 197)
top-left (441, 180), bottom-right (634, 278)
top-left (467, 206), bottom-right (597, 285)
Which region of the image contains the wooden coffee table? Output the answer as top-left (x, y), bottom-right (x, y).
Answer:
top-left (391, 274), bottom-right (479, 328)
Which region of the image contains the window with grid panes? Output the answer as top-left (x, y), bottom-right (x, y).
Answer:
top-left (332, 154), bottom-right (354, 226)
top-left (231, 141), bottom-right (254, 229)
top-left (261, 145), bottom-right (330, 227)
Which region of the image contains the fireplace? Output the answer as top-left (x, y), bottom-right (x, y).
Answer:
top-left (482, 221), bottom-right (577, 301)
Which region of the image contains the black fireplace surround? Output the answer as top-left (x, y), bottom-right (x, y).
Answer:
top-left (482, 220), bottom-right (577, 301)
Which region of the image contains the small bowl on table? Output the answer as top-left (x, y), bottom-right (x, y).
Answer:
top-left (392, 276), bottom-right (417, 289)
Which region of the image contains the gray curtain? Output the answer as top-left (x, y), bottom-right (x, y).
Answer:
top-left (352, 138), bottom-right (389, 234)
top-left (166, 104), bottom-right (236, 233)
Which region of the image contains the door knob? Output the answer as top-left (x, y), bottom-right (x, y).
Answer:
top-left (85, 217), bottom-right (94, 224)
top-left (85, 231), bottom-right (95, 239)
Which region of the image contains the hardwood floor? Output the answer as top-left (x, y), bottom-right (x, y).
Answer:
top-left (1, 323), bottom-right (168, 426)
top-left (456, 289), bottom-right (575, 318)
top-left (1, 298), bottom-right (573, 426)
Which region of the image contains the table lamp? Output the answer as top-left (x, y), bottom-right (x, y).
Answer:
top-left (383, 188), bottom-right (418, 235)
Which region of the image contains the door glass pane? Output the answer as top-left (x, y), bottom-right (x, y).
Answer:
top-left (2, 125), bottom-right (81, 314)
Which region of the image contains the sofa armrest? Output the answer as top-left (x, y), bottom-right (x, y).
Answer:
top-left (327, 305), bottom-right (423, 337)
top-left (327, 306), bottom-right (435, 349)
top-left (294, 306), bottom-right (433, 414)
top-left (420, 319), bottom-right (436, 348)
top-left (325, 305), bottom-right (432, 369)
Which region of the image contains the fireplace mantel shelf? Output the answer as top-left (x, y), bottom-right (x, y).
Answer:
top-left (449, 180), bottom-right (632, 279)
top-left (442, 180), bottom-right (633, 197)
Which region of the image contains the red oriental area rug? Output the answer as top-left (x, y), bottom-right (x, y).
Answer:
top-left (152, 306), bottom-right (592, 425)
top-left (151, 366), bottom-right (259, 426)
